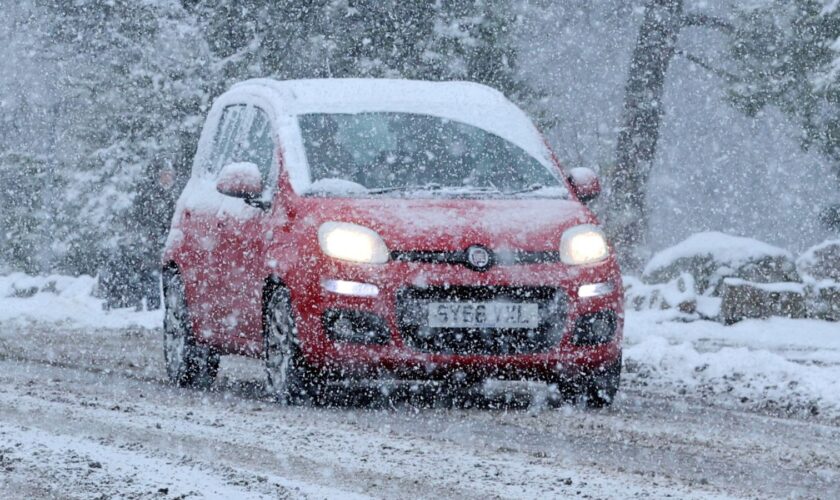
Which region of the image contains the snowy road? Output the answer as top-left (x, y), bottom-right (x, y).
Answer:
top-left (1, 320), bottom-right (839, 499)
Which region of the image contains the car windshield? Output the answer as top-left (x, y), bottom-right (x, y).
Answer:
top-left (298, 112), bottom-right (566, 198)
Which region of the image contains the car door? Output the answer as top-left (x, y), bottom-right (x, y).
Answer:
top-left (181, 103), bottom-right (278, 352)
top-left (210, 105), bottom-right (279, 353)
top-left (179, 103), bottom-right (247, 344)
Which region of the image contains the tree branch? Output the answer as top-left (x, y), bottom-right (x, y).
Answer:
top-left (681, 13), bottom-right (735, 34)
top-left (676, 50), bottom-right (739, 82)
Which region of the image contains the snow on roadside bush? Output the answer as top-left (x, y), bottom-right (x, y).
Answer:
top-left (0, 273), bottom-right (160, 329)
top-left (624, 274), bottom-right (723, 320)
top-left (642, 231), bottom-right (799, 296)
top-left (634, 236), bottom-right (840, 323)
top-left (623, 273), bottom-right (717, 318)
top-left (624, 274), bottom-right (694, 311)
top-left (796, 239), bottom-right (840, 321)
top-left (797, 239), bottom-right (840, 282)
top-left (632, 232), bottom-right (806, 322)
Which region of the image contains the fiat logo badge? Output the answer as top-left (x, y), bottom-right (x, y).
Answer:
top-left (466, 245), bottom-right (492, 270)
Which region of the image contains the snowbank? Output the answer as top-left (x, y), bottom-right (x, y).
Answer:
top-left (625, 310), bottom-right (840, 417)
top-left (0, 273), bottom-right (160, 329)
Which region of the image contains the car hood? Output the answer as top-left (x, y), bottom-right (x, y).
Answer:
top-left (295, 197), bottom-right (596, 252)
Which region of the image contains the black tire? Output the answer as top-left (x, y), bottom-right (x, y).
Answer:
top-left (264, 287), bottom-right (326, 404)
top-left (581, 356), bottom-right (622, 408)
top-left (163, 272), bottom-right (219, 389)
top-left (545, 380), bottom-right (579, 408)
top-left (545, 356), bottom-right (622, 409)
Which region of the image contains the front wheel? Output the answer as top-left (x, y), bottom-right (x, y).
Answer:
top-left (162, 272), bottom-right (219, 389)
top-left (581, 356), bottom-right (622, 408)
top-left (546, 356), bottom-right (621, 409)
top-left (264, 287), bottom-right (326, 404)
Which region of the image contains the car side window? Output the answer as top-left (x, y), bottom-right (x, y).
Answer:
top-left (209, 104), bottom-right (247, 174)
top-left (209, 105), bottom-right (277, 195)
top-left (236, 108), bottom-right (275, 187)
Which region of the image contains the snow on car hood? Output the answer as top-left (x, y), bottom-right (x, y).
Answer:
top-left (296, 197), bottom-right (594, 252)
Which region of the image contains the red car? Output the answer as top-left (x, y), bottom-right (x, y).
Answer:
top-left (162, 78), bottom-right (623, 407)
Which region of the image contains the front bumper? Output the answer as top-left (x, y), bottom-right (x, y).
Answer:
top-left (288, 258), bottom-right (624, 381)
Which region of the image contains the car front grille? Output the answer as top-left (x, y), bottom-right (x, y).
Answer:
top-left (391, 250), bottom-right (562, 268)
top-left (395, 286), bottom-right (567, 355)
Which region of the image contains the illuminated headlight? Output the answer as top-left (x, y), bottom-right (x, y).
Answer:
top-left (318, 222), bottom-right (389, 264)
top-left (560, 225), bottom-right (609, 265)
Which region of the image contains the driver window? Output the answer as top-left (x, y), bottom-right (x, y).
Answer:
top-left (210, 105), bottom-right (276, 195)
top-left (209, 104), bottom-right (246, 174)
top-left (237, 108), bottom-right (275, 188)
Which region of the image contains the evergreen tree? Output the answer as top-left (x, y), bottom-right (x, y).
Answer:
top-left (185, 0), bottom-right (535, 107)
top-left (728, 0), bottom-right (840, 182)
top-left (0, 1), bottom-right (61, 273)
top-left (37, 0), bottom-right (213, 272)
top-left (0, 152), bottom-right (49, 273)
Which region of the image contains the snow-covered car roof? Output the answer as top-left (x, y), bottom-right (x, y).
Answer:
top-left (227, 78), bottom-right (552, 167)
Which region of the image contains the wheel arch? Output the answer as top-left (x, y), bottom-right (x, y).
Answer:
top-left (162, 260), bottom-right (180, 280)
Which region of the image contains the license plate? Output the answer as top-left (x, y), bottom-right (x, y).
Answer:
top-left (427, 301), bottom-right (539, 328)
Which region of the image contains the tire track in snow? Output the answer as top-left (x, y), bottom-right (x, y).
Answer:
top-left (2, 323), bottom-right (839, 498)
top-left (0, 357), bottom-right (727, 499)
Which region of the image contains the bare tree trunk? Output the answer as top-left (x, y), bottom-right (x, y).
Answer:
top-left (606, 0), bottom-right (684, 271)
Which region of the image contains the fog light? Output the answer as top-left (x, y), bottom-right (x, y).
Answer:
top-left (578, 282), bottom-right (614, 298)
top-left (322, 309), bottom-right (391, 345)
top-left (571, 310), bottom-right (617, 346)
top-left (321, 279), bottom-right (379, 297)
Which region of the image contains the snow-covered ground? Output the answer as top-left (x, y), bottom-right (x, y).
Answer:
top-left (0, 273), bottom-right (160, 330)
top-left (1, 274), bottom-right (839, 498)
top-left (4, 273), bottom-right (837, 421)
top-left (626, 312), bottom-right (840, 420)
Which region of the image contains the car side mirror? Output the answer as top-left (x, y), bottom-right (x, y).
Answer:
top-left (216, 162), bottom-right (269, 208)
top-left (567, 167), bottom-right (601, 203)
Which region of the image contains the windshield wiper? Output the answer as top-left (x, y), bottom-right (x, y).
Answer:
top-left (367, 183), bottom-right (442, 194)
top-left (504, 183), bottom-right (546, 195)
